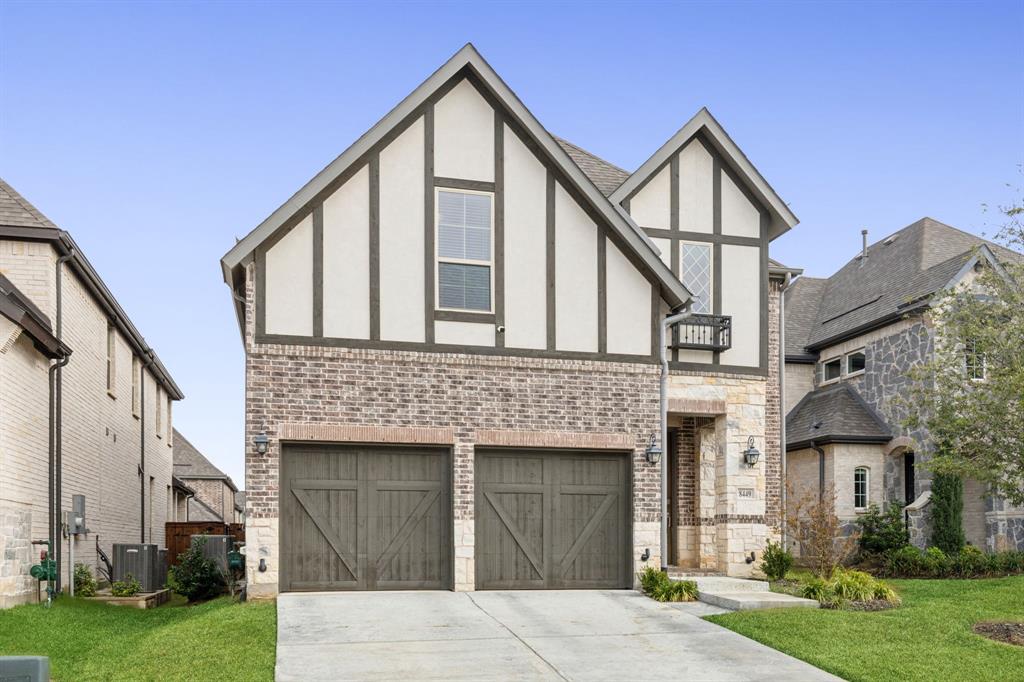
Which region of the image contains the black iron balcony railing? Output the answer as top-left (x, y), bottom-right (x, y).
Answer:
top-left (674, 314), bottom-right (732, 352)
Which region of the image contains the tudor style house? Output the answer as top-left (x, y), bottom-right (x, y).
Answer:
top-left (173, 429), bottom-right (244, 523)
top-left (0, 179), bottom-right (182, 607)
top-left (785, 218), bottom-right (1024, 552)
top-left (221, 45), bottom-right (799, 597)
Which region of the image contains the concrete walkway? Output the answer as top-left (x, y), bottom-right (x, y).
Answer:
top-left (276, 590), bottom-right (839, 681)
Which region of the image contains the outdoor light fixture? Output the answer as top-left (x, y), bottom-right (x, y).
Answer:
top-left (645, 432), bottom-right (662, 465)
top-left (254, 429), bottom-right (269, 455)
top-left (743, 436), bottom-right (760, 467)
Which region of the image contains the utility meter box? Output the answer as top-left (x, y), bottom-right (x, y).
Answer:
top-left (66, 495), bottom-right (87, 535)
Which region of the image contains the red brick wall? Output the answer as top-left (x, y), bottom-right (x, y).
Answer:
top-left (766, 279), bottom-right (783, 532)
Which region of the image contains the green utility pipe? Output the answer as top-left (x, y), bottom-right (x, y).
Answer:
top-left (30, 540), bottom-right (57, 607)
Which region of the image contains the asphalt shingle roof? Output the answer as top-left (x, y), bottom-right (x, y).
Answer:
top-left (0, 179), bottom-right (58, 230)
top-left (786, 382), bottom-right (891, 449)
top-left (786, 218), bottom-right (1022, 353)
top-left (173, 429), bottom-right (238, 491)
top-left (555, 137), bottom-right (629, 197)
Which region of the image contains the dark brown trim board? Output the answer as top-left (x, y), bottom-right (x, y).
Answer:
top-left (597, 233), bottom-right (607, 354)
top-left (493, 111), bottom-right (506, 348)
top-left (369, 153), bottom-right (381, 341)
top-left (434, 310), bottom-right (496, 324)
top-left (545, 169), bottom-right (556, 351)
top-left (424, 104), bottom-right (436, 344)
top-left (312, 204), bottom-right (324, 338)
top-left (434, 177), bottom-right (496, 192)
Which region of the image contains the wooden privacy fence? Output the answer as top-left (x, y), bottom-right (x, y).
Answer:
top-left (165, 522), bottom-right (245, 566)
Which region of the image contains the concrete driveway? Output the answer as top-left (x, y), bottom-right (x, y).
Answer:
top-left (276, 590), bottom-right (838, 681)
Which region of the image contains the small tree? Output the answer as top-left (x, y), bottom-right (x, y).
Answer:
top-left (902, 191), bottom-right (1024, 505)
top-left (785, 483), bottom-right (858, 578)
top-left (930, 472), bottom-right (965, 554)
top-left (168, 537), bottom-right (225, 602)
top-left (855, 503), bottom-right (909, 555)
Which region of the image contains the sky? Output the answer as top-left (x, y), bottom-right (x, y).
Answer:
top-left (2, 1), bottom-right (1022, 486)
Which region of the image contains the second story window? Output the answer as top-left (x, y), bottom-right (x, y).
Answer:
top-left (965, 338), bottom-right (986, 381)
top-left (167, 395), bottom-right (173, 444)
top-left (854, 467), bottom-right (869, 510)
top-left (155, 386), bottom-right (163, 437)
top-left (680, 242), bottom-right (712, 314)
top-left (436, 189), bottom-right (493, 312)
top-left (132, 357), bottom-right (140, 417)
top-left (822, 357), bottom-right (841, 383)
top-left (846, 350), bottom-right (866, 376)
top-left (106, 322), bottom-right (116, 395)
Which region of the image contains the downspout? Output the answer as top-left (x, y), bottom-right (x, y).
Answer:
top-left (140, 349), bottom-right (156, 542)
top-left (659, 305), bottom-right (693, 573)
top-left (53, 250), bottom-right (73, 592)
top-left (47, 354), bottom-right (70, 597)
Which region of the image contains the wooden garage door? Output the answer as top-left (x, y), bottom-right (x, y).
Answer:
top-left (475, 449), bottom-right (631, 590)
top-left (280, 443), bottom-right (451, 591)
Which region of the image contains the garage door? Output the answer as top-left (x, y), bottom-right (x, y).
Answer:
top-left (475, 449), bottom-right (631, 589)
top-left (280, 443), bottom-right (451, 591)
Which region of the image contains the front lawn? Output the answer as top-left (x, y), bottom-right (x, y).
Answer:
top-left (0, 596), bottom-right (275, 681)
top-left (707, 576), bottom-right (1024, 681)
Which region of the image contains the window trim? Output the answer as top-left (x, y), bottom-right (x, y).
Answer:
top-left (155, 386), bottom-right (163, 438)
top-left (131, 356), bottom-right (141, 418)
top-left (434, 187), bottom-right (495, 314)
top-left (821, 356), bottom-right (842, 385)
top-left (679, 240), bottom-right (714, 315)
top-left (854, 466), bottom-right (869, 511)
top-left (106, 322), bottom-right (116, 398)
top-left (844, 348), bottom-right (866, 378)
top-left (964, 339), bottom-right (987, 382)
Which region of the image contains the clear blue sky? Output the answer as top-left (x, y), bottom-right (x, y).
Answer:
top-left (2, 1), bottom-right (1022, 485)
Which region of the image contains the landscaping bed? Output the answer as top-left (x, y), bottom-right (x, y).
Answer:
top-left (707, 576), bottom-right (1024, 681)
top-left (0, 595), bottom-right (275, 681)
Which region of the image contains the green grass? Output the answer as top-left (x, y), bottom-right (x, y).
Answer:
top-left (0, 595), bottom-right (276, 681)
top-left (707, 576), bottom-right (1024, 681)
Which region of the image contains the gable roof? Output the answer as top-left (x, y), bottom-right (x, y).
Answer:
top-left (220, 44), bottom-right (689, 322)
top-left (0, 273), bottom-right (70, 359)
top-left (554, 137), bottom-right (629, 197)
top-left (786, 382), bottom-right (892, 450)
top-left (609, 108), bottom-right (798, 241)
top-left (0, 178), bottom-right (183, 398)
top-left (172, 429), bottom-right (238, 492)
top-left (187, 496), bottom-right (223, 522)
top-left (786, 217), bottom-right (1022, 354)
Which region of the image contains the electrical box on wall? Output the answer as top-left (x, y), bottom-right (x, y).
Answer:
top-left (66, 494), bottom-right (88, 535)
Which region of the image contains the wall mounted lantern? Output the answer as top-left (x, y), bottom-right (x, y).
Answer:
top-left (743, 436), bottom-right (760, 467)
top-left (645, 432), bottom-right (662, 465)
top-left (254, 429), bottom-right (269, 455)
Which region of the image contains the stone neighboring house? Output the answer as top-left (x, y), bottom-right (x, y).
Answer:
top-left (220, 44), bottom-right (801, 598)
top-left (0, 179), bottom-right (183, 607)
top-left (172, 429), bottom-right (243, 524)
top-left (784, 217), bottom-right (1024, 551)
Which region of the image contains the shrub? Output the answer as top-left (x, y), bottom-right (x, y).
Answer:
top-left (761, 539), bottom-right (794, 581)
top-left (73, 563), bottom-right (97, 597)
top-left (111, 573), bottom-right (141, 597)
top-left (881, 545), bottom-right (1024, 578)
top-left (930, 473), bottom-right (965, 554)
top-left (855, 503), bottom-right (909, 555)
top-left (800, 568), bottom-right (900, 609)
top-left (923, 546), bottom-right (951, 576)
top-left (636, 566), bottom-right (697, 602)
top-left (785, 483), bottom-right (858, 578)
top-left (168, 537), bottom-right (225, 602)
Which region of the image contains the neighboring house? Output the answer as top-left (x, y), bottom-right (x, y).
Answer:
top-left (220, 44), bottom-right (800, 598)
top-left (784, 217), bottom-right (1024, 552)
top-left (169, 476), bottom-right (195, 523)
top-left (0, 179), bottom-right (183, 607)
top-left (172, 429), bottom-right (242, 524)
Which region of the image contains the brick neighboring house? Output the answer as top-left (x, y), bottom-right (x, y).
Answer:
top-left (220, 45), bottom-right (801, 598)
top-left (172, 429), bottom-right (243, 524)
top-left (0, 179), bottom-right (183, 607)
top-left (784, 218), bottom-right (1024, 552)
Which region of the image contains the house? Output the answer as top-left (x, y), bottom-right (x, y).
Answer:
top-left (220, 44), bottom-right (799, 598)
top-left (784, 217), bottom-right (1024, 551)
top-left (172, 429), bottom-right (243, 524)
top-left (0, 179), bottom-right (183, 607)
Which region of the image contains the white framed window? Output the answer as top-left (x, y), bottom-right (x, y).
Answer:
top-left (854, 467), bottom-right (869, 510)
top-left (965, 339), bottom-right (986, 381)
top-left (131, 357), bottom-right (141, 417)
top-left (680, 241), bottom-right (713, 314)
top-left (155, 386), bottom-right (163, 437)
top-left (845, 349), bottom-right (866, 376)
top-left (166, 396), bottom-right (173, 445)
top-left (106, 322), bottom-right (116, 396)
top-left (822, 357), bottom-right (842, 383)
top-left (436, 188), bottom-right (493, 312)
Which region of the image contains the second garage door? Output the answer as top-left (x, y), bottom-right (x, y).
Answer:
top-left (280, 443), bottom-right (451, 592)
top-left (475, 449), bottom-right (631, 590)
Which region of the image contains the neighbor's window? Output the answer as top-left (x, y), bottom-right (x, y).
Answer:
top-left (846, 350), bottom-right (866, 375)
top-left (106, 322), bottom-right (116, 395)
top-left (965, 338), bottom-right (986, 381)
top-left (155, 386), bottom-right (163, 437)
top-left (166, 396), bottom-right (173, 444)
top-left (854, 467), bottom-right (869, 509)
top-left (131, 357), bottom-right (140, 417)
top-left (680, 242), bottom-right (713, 314)
top-left (823, 357), bottom-right (842, 383)
top-left (436, 189), bottom-right (493, 312)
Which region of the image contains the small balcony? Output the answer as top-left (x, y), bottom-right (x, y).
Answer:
top-left (673, 314), bottom-right (732, 352)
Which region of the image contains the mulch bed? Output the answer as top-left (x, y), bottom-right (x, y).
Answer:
top-left (973, 622), bottom-right (1024, 646)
